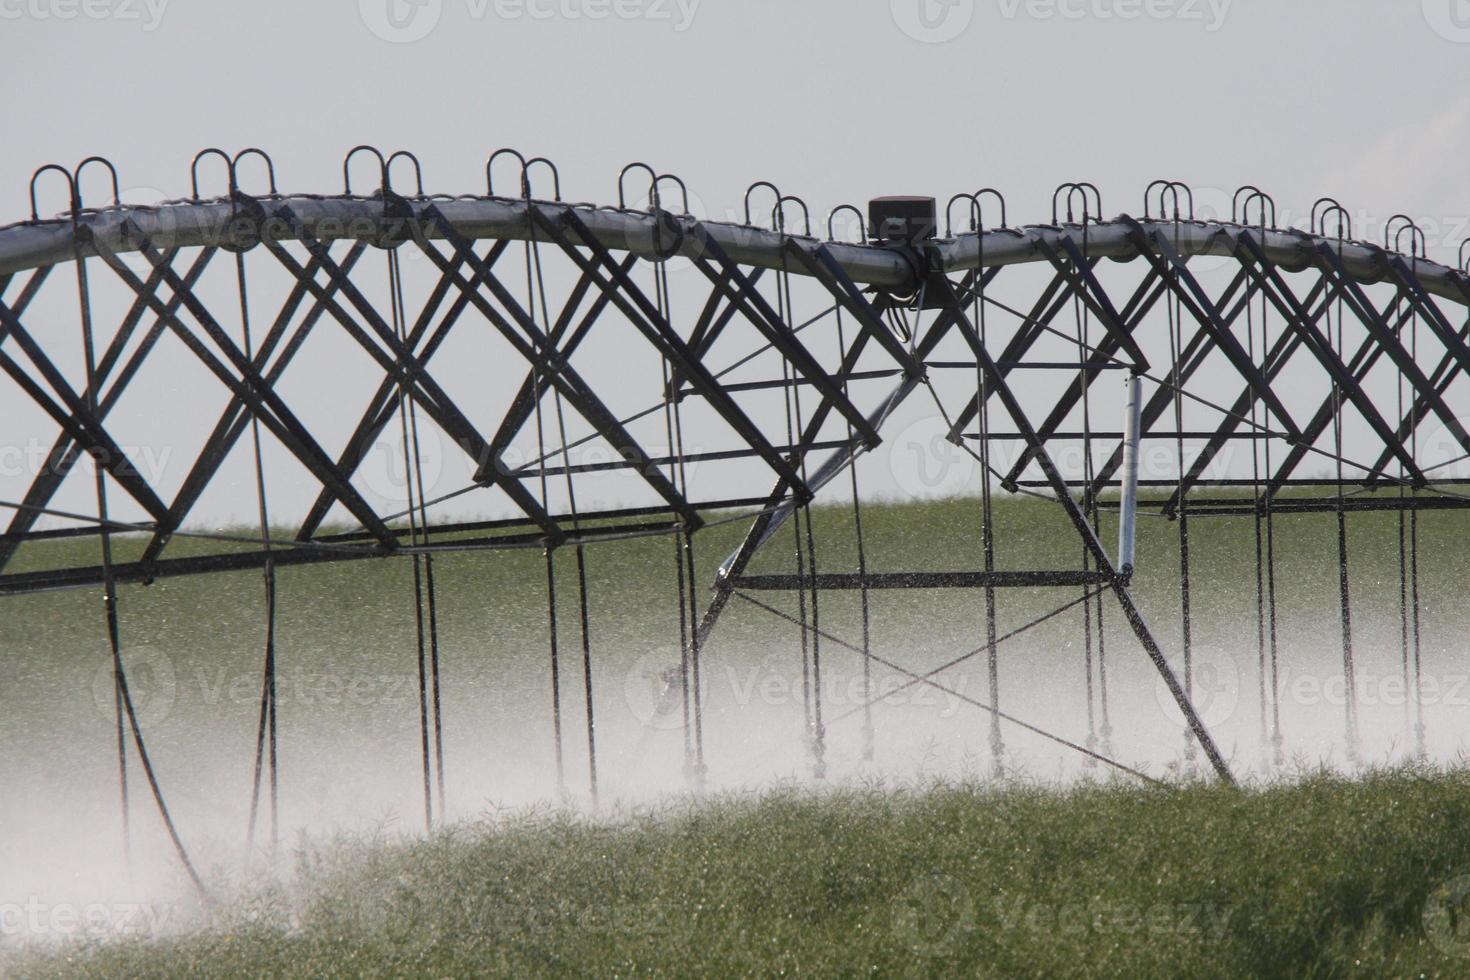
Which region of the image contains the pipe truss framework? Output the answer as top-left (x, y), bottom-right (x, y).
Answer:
top-left (7, 155), bottom-right (1470, 823)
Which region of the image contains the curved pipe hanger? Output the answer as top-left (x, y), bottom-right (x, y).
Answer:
top-left (945, 188), bottom-right (1008, 237)
top-left (191, 147), bottom-right (234, 200)
top-left (1385, 214), bottom-right (1425, 260)
top-left (1232, 185), bottom-right (1276, 227)
top-left (615, 163), bottom-right (685, 217)
top-left (1144, 179), bottom-right (1194, 221)
top-left (193, 147), bottom-right (280, 201)
top-left (522, 157), bottom-right (561, 202)
top-left (652, 173), bottom-right (689, 215)
top-left (487, 147), bottom-right (529, 197)
top-left (29, 157), bottom-right (122, 221)
top-left (945, 192), bottom-right (980, 237)
top-left (343, 145), bottom-right (388, 196)
top-left (344, 145), bottom-right (424, 197)
top-left (74, 156), bottom-right (120, 212)
top-left (233, 148), bottom-right (278, 197)
top-left (617, 161), bottom-right (657, 209)
top-left (486, 148), bottom-right (560, 200)
top-left (974, 187), bottom-right (1007, 229)
top-left (1311, 197), bottom-right (1352, 240)
top-left (743, 180), bottom-right (782, 229)
top-left (827, 204), bottom-right (867, 244)
top-left (187, 148), bottom-right (277, 252)
top-left (29, 164), bottom-right (77, 220)
top-left (1052, 181), bottom-right (1101, 225)
top-left (480, 149), bottom-right (563, 201)
top-left (772, 194), bottom-right (811, 237)
top-left (385, 150), bottom-right (425, 197)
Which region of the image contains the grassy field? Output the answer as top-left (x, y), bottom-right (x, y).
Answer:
top-left (12, 768), bottom-right (1470, 977)
top-left (3, 492), bottom-right (1470, 975)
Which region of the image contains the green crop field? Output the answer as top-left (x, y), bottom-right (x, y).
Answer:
top-left (13, 771), bottom-right (1470, 977)
top-left (4, 492), bottom-right (1469, 976)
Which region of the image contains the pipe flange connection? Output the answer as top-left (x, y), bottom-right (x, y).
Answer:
top-left (649, 207), bottom-right (685, 261)
top-left (217, 191), bottom-right (267, 253)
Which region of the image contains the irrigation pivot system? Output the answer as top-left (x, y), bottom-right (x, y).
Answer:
top-left (4, 150), bottom-right (1470, 895)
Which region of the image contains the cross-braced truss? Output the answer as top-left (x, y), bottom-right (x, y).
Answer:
top-left (5, 152), bottom-right (1470, 895)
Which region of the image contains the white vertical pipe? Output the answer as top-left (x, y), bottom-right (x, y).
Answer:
top-left (1118, 374), bottom-right (1143, 575)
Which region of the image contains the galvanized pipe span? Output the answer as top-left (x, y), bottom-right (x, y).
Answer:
top-left (4, 197), bottom-right (1468, 304)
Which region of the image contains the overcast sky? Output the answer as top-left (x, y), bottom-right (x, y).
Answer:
top-left (4, 0), bottom-right (1467, 256)
top-left (2, 1), bottom-right (1468, 528)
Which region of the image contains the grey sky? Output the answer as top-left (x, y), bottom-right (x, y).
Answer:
top-left (3, 0), bottom-right (1467, 254)
top-left (2, 0), bottom-right (1468, 528)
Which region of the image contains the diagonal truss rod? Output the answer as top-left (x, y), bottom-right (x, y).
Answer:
top-left (0, 254), bottom-right (189, 573)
